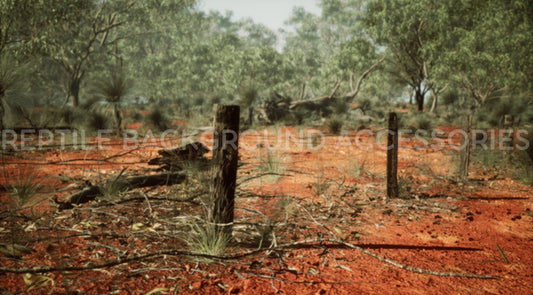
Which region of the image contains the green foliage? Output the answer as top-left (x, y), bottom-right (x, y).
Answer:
top-left (60, 106), bottom-right (86, 127)
top-left (415, 115), bottom-right (433, 132)
top-left (94, 71), bottom-right (131, 104)
top-left (0, 0), bottom-right (529, 135)
top-left (0, 52), bottom-right (26, 130)
top-left (147, 107), bottom-right (170, 132)
top-left (87, 111), bottom-right (111, 131)
top-left (515, 166), bottom-right (533, 187)
top-left (261, 93), bottom-right (291, 123)
top-left (364, 0), bottom-right (436, 111)
top-left (129, 110), bottom-right (143, 122)
top-left (331, 97), bottom-right (348, 115)
top-left (239, 86), bottom-right (258, 108)
top-left (472, 148), bottom-right (533, 186)
top-left (93, 70), bottom-right (132, 135)
top-left (0, 53), bottom-right (20, 97)
top-left (429, 0), bottom-right (533, 109)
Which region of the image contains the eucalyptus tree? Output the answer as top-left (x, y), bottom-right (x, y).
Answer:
top-left (0, 0), bottom-right (52, 56)
top-left (431, 0), bottom-right (533, 112)
top-left (278, 0), bottom-right (387, 118)
top-left (45, 0), bottom-right (136, 107)
top-left (417, 0), bottom-right (533, 178)
top-left (119, 0), bottom-right (203, 102)
top-left (0, 53), bottom-right (19, 130)
top-left (283, 7), bottom-right (326, 98)
top-left (363, 0), bottom-right (439, 111)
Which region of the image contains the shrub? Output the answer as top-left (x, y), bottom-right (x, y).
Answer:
top-left (87, 111), bottom-right (110, 131)
top-left (129, 110), bottom-right (143, 122)
top-left (332, 97), bottom-right (348, 115)
top-left (60, 106), bottom-right (86, 127)
top-left (326, 117), bottom-right (344, 135)
top-left (147, 107), bottom-right (170, 132)
top-left (416, 116), bottom-right (433, 132)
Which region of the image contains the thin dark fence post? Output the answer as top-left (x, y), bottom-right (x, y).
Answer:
top-left (210, 104), bottom-right (240, 237)
top-left (387, 112), bottom-right (399, 199)
top-left (459, 114), bottom-right (472, 180)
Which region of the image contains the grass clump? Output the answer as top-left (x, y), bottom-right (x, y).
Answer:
top-left (9, 177), bottom-right (43, 208)
top-left (186, 222), bottom-right (231, 257)
top-left (5, 169), bottom-right (44, 211)
top-left (312, 172), bottom-right (330, 197)
top-left (326, 117), bottom-right (344, 135)
top-left (100, 169), bottom-right (128, 200)
top-left (515, 167), bottom-right (533, 186)
top-left (257, 149), bottom-right (285, 178)
top-left (345, 158), bottom-right (366, 178)
top-left (147, 107), bottom-right (170, 132)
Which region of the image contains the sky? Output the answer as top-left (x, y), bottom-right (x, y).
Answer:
top-left (198, 0), bottom-right (322, 32)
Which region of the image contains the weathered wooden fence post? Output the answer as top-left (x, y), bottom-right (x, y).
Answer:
top-left (387, 112), bottom-right (399, 199)
top-left (210, 104), bottom-right (240, 237)
top-left (459, 114), bottom-right (472, 180)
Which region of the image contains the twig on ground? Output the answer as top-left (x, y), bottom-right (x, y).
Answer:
top-left (0, 238), bottom-right (501, 279)
top-left (496, 244), bottom-right (509, 264)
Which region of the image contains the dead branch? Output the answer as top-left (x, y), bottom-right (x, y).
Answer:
top-left (53, 172), bottom-right (187, 210)
top-left (0, 238), bottom-right (501, 279)
top-left (342, 56), bottom-right (386, 100)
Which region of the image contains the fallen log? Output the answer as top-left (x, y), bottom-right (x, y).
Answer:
top-left (254, 56), bottom-right (385, 124)
top-left (53, 172), bottom-right (187, 210)
top-left (148, 142), bottom-right (210, 171)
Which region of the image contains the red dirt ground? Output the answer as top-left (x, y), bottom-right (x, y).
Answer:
top-left (1, 126), bottom-right (532, 294)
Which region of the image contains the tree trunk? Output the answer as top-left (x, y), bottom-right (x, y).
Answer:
top-left (387, 112), bottom-right (399, 199)
top-left (69, 78), bottom-right (80, 107)
top-left (429, 93), bottom-right (438, 113)
top-left (248, 106), bottom-right (253, 126)
top-left (210, 105), bottom-right (240, 238)
top-left (114, 103), bottom-right (123, 136)
top-left (415, 89), bottom-right (424, 112)
top-left (0, 97), bottom-right (5, 131)
top-left (66, 70), bottom-right (84, 107)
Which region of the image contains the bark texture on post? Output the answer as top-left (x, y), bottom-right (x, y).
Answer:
top-left (459, 114), bottom-right (472, 180)
top-left (387, 112), bottom-right (399, 199)
top-left (210, 105), bottom-right (240, 237)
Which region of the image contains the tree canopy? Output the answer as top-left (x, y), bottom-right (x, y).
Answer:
top-left (0, 0), bottom-right (530, 128)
